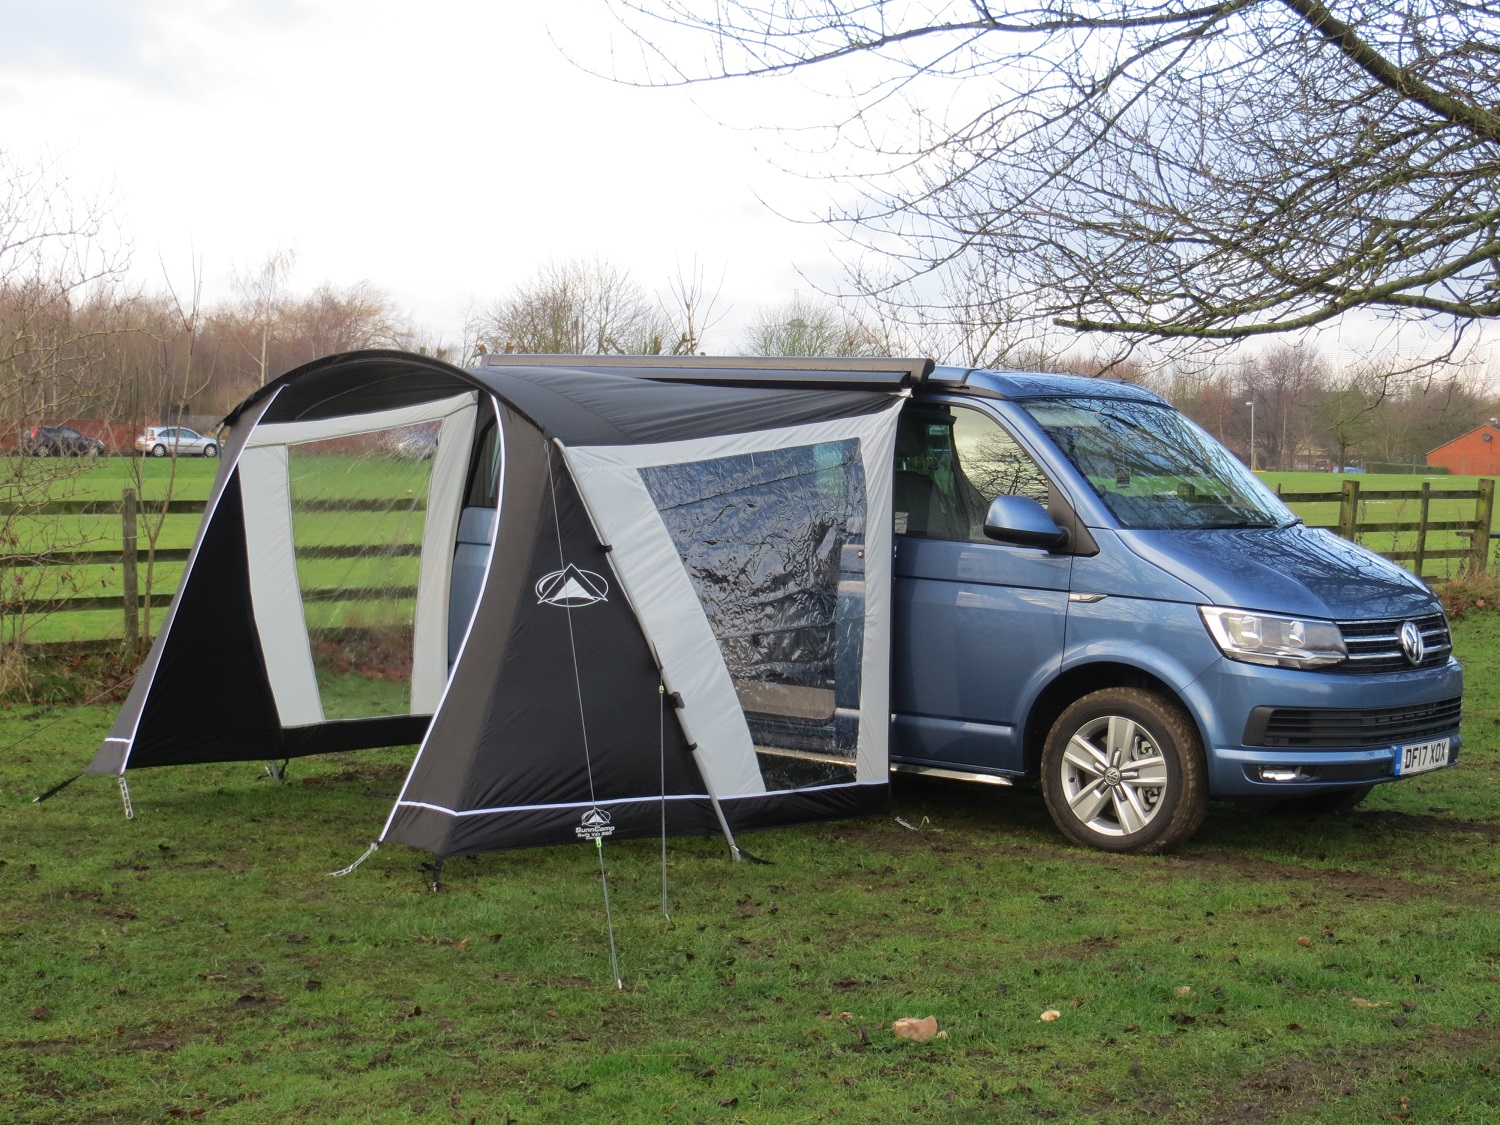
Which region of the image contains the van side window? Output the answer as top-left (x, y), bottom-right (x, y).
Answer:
top-left (895, 405), bottom-right (1050, 541)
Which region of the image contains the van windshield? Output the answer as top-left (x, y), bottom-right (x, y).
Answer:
top-left (1020, 396), bottom-right (1293, 530)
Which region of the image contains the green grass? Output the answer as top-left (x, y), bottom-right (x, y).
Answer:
top-left (1260, 471), bottom-right (1494, 580)
top-left (3, 618), bottom-right (1500, 1121)
top-left (0, 455), bottom-right (220, 503)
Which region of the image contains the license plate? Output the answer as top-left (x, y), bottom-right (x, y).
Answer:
top-left (1395, 737), bottom-right (1451, 776)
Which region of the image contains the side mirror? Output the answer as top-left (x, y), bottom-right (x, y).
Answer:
top-left (982, 495), bottom-right (1070, 551)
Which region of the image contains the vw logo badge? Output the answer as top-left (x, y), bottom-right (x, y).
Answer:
top-left (1399, 620), bottom-right (1425, 666)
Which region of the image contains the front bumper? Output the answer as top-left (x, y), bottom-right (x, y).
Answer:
top-left (1192, 656), bottom-right (1463, 797)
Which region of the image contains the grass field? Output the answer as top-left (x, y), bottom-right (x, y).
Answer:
top-left (2, 603), bottom-right (1498, 1122)
top-left (3, 455), bottom-right (430, 645)
top-left (1259, 470), bottom-right (1494, 580)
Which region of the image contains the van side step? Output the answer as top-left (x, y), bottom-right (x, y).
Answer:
top-left (890, 763), bottom-right (1014, 786)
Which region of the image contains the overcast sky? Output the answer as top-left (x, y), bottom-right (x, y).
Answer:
top-left (0, 1), bottom-right (1490, 369)
top-left (0, 0), bottom-right (853, 351)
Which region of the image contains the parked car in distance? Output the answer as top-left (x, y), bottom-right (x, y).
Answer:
top-left (135, 426), bottom-right (219, 458)
top-left (23, 425), bottom-right (106, 457)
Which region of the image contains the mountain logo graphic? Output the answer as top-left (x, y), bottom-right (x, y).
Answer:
top-left (535, 564), bottom-right (609, 607)
top-left (575, 806), bottom-right (616, 840)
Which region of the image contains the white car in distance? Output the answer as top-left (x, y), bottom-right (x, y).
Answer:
top-left (135, 426), bottom-right (219, 458)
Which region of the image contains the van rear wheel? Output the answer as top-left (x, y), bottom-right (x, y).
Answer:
top-left (1041, 687), bottom-right (1208, 855)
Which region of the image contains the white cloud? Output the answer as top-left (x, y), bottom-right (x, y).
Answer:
top-left (0, 0), bottom-right (851, 350)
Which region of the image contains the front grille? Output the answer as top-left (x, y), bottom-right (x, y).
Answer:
top-left (1244, 697), bottom-right (1462, 748)
top-left (1332, 613), bottom-right (1452, 673)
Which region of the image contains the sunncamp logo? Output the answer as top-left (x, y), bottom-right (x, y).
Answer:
top-left (575, 806), bottom-right (615, 840)
top-left (535, 564), bottom-right (609, 608)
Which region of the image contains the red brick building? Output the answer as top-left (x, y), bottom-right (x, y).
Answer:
top-left (1428, 419), bottom-right (1500, 475)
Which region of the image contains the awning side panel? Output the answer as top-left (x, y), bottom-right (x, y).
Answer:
top-left (382, 410), bottom-right (713, 857)
top-left (562, 402), bottom-right (904, 809)
top-left (90, 470), bottom-right (285, 770)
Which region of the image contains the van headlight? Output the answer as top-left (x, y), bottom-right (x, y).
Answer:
top-left (1199, 607), bottom-right (1346, 669)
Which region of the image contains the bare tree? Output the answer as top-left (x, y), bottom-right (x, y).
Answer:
top-left (741, 293), bottom-right (880, 356)
top-left (658, 257), bottom-right (727, 355)
top-left (1239, 345), bottom-right (1329, 470)
top-left (604, 2), bottom-right (1500, 351)
top-left (0, 154), bottom-right (131, 676)
top-left (479, 258), bottom-right (665, 354)
top-left (230, 248), bottom-right (297, 388)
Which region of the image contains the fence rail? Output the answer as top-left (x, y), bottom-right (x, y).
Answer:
top-left (1, 489), bottom-right (428, 652)
top-left (1275, 478), bottom-right (1496, 577)
top-left (6, 478), bottom-right (1496, 654)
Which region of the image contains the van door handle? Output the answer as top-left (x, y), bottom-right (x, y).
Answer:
top-left (1068, 592), bottom-right (1108, 603)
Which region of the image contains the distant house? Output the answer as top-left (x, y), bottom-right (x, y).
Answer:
top-left (1428, 419), bottom-right (1500, 475)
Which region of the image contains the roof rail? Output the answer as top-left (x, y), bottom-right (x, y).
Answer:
top-left (476, 353), bottom-right (934, 390)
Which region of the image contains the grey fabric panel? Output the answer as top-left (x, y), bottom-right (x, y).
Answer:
top-left (381, 412), bottom-right (712, 857)
top-left (474, 367), bottom-right (896, 446)
top-left (240, 444), bottom-right (324, 727)
top-left (411, 400), bottom-right (479, 713)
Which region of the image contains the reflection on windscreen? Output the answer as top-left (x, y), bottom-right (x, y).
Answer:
top-left (1020, 397), bottom-right (1292, 530)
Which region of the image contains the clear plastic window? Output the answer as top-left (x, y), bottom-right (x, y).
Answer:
top-left (287, 422), bottom-right (439, 719)
top-left (640, 440), bottom-right (866, 791)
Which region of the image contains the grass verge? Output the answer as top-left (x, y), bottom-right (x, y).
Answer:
top-left (3, 623), bottom-right (1500, 1122)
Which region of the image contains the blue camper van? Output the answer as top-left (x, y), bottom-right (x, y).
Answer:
top-left (889, 366), bottom-right (1460, 853)
top-left (467, 354), bottom-right (1461, 855)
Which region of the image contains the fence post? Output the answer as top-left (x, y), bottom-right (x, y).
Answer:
top-left (1471, 478), bottom-right (1495, 575)
top-left (1413, 481), bottom-right (1430, 579)
top-left (122, 489), bottom-right (139, 654)
top-left (1337, 478), bottom-right (1361, 542)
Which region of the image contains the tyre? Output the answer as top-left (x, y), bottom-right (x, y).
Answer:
top-left (1041, 687), bottom-right (1208, 854)
top-left (151, 444), bottom-right (167, 458)
top-left (204, 444), bottom-right (218, 458)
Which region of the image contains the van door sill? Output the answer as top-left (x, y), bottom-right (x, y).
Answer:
top-left (890, 763), bottom-right (1014, 786)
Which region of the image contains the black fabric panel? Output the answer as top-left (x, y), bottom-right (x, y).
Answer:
top-left (228, 349), bottom-right (897, 447)
top-left (90, 394), bottom-right (279, 776)
top-left (227, 350), bottom-right (481, 426)
top-left (383, 419), bottom-right (710, 857)
top-left (476, 367), bottom-right (895, 445)
top-left (117, 472), bottom-right (286, 768)
top-left (280, 716), bottom-right (429, 758)
top-left (383, 782), bottom-right (888, 858)
top-left (386, 795), bottom-right (726, 856)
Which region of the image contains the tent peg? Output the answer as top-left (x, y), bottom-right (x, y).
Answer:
top-left (118, 776), bottom-right (134, 820)
top-left (32, 772), bottom-right (82, 804)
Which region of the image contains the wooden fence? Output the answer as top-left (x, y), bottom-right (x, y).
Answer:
top-left (0, 489), bottom-right (425, 653)
top-left (1276, 478), bottom-right (1496, 578)
top-left (4, 478), bottom-right (1494, 654)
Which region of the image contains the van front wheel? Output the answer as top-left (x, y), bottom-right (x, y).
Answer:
top-left (1041, 688), bottom-right (1208, 855)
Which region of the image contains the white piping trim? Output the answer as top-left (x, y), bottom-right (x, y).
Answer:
top-left (116, 387), bottom-right (286, 764)
top-left (377, 394), bottom-right (505, 843)
top-left (393, 779), bottom-right (886, 819)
